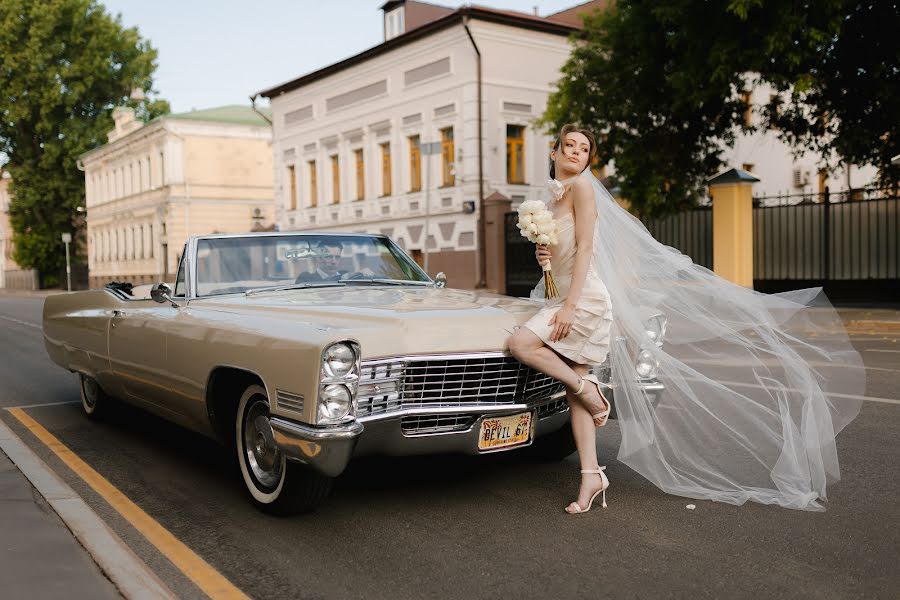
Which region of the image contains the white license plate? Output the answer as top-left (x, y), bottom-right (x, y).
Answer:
top-left (478, 411), bottom-right (533, 451)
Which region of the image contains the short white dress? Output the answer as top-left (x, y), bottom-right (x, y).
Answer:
top-left (521, 212), bottom-right (614, 365)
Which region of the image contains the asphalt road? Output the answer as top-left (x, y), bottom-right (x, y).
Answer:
top-left (1, 295), bottom-right (897, 599)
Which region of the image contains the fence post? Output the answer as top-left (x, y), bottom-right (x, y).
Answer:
top-left (708, 167), bottom-right (760, 287)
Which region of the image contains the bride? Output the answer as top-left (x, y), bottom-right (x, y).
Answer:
top-left (507, 124), bottom-right (865, 514)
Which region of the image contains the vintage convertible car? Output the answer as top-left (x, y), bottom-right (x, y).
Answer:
top-left (43, 232), bottom-right (665, 514)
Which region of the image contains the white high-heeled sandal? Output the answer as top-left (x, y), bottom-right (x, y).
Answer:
top-left (565, 467), bottom-right (609, 513)
top-left (573, 375), bottom-right (612, 426)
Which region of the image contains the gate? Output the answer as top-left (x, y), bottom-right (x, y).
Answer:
top-left (504, 212), bottom-right (541, 298)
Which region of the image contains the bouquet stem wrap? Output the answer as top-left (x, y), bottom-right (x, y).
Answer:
top-left (542, 260), bottom-right (559, 299)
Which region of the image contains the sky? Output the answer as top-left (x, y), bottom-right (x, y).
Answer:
top-left (99, 0), bottom-right (584, 113)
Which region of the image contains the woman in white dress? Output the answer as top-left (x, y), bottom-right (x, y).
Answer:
top-left (508, 125), bottom-right (614, 514)
top-left (508, 123), bottom-right (865, 515)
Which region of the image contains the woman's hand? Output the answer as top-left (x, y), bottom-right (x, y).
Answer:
top-left (535, 244), bottom-right (552, 267)
top-left (548, 304), bottom-right (576, 343)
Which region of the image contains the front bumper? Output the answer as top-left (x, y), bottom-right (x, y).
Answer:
top-left (271, 378), bottom-right (665, 477)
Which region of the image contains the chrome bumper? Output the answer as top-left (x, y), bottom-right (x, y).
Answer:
top-left (271, 379), bottom-right (665, 477)
top-left (270, 418), bottom-right (363, 478)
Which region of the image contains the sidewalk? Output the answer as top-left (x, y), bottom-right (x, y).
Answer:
top-left (0, 449), bottom-right (121, 600)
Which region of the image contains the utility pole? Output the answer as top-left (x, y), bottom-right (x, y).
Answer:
top-left (421, 141), bottom-right (442, 273)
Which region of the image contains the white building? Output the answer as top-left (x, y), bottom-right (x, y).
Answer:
top-left (729, 79), bottom-right (877, 201)
top-left (260, 1), bottom-right (609, 291)
top-left (80, 105), bottom-right (275, 287)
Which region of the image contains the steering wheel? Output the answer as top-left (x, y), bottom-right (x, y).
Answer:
top-left (341, 271), bottom-right (369, 281)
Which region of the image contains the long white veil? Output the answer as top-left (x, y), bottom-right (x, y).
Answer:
top-left (531, 173), bottom-right (865, 510)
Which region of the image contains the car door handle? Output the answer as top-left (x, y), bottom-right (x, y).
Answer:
top-left (112, 310), bottom-right (125, 317)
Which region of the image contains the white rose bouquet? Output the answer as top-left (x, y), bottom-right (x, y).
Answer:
top-left (516, 199), bottom-right (560, 299)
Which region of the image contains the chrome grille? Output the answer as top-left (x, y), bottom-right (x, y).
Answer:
top-left (401, 414), bottom-right (476, 435)
top-left (537, 397), bottom-right (569, 418)
top-left (356, 353), bottom-right (564, 418)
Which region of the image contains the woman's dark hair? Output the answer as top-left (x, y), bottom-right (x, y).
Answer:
top-left (549, 124), bottom-right (597, 179)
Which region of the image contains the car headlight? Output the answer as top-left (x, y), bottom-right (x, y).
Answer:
top-left (635, 348), bottom-right (658, 379)
top-left (323, 343), bottom-right (356, 378)
top-left (319, 384), bottom-right (352, 420)
top-left (644, 314), bottom-right (667, 347)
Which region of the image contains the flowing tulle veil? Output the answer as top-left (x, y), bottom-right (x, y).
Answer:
top-left (530, 172), bottom-right (865, 510)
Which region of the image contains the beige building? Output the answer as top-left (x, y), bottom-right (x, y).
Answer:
top-left (0, 170), bottom-right (35, 289)
top-left (80, 105), bottom-right (275, 288)
top-left (259, 1), bottom-right (608, 292)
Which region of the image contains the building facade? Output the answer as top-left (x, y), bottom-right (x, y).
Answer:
top-left (80, 105), bottom-right (275, 288)
top-left (261, 1), bottom-right (609, 291)
top-left (0, 170), bottom-right (29, 289)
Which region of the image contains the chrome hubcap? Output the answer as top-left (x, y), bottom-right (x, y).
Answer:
top-left (82, 377), bottom-right (98, 408)
top-left (243, 400), bottom-right (283, 488)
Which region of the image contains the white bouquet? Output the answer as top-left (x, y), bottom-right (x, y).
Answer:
top-left (516, 199), bottom-right (560, 299)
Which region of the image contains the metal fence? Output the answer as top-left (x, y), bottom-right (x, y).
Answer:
top-left (644, 207), bottom-right (714, 270)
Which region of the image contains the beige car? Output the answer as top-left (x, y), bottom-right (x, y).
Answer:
top-left (44, 232), bottom-right (664, 514)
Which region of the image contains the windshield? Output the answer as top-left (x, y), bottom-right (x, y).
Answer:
top-left (194, 234), bottom-right (431, 296)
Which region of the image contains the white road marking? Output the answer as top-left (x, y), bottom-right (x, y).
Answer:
top-left (0, 314), bottom-right (41, 330)
top-left (6, 400), bottom-right (80, 409)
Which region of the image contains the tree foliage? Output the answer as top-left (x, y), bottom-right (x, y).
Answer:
top-left (0, 0), bottom-right (168, 284)
top-left (541, 0), bottom-right (900, 218)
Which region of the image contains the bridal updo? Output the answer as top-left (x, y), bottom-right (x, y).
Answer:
top-left (549, 124), bottom-right (597, 179)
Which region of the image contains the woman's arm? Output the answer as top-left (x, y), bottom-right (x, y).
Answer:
top-left (565, 176), bottom-right (598, 310)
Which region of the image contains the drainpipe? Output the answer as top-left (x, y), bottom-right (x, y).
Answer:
top-left (249, 94), bottom-right (273, 125)
top-left (463, 14), bottom-right (487, 290)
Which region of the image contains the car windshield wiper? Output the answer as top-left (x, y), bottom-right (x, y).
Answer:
top-left (342, 278), bottom-right (433, 286)
top-left (245, 281), bottom-right (347, 296)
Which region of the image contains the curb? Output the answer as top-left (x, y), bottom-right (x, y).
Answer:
top-left (0, 418), bottom-right (176, 600)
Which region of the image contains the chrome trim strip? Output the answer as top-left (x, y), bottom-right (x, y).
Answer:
top-left (357, 389), bottom-right (567, 423)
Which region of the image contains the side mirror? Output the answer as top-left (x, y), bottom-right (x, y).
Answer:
top-left (150, 283), bottom-right (178, 308)
top-left (434, 272), bottom-right (447, 288)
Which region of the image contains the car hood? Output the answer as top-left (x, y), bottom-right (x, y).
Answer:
top-left (192, 286), bottom-right (545, 356)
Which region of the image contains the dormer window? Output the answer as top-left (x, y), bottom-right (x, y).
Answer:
top-left (385, 6), bottom-right (405, 40)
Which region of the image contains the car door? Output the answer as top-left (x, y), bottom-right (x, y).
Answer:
top-left (106, 255), bottom-right (187, 418)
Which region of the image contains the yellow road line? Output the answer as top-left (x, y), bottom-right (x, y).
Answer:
top-left (6, 407), bottom-right (249, 600)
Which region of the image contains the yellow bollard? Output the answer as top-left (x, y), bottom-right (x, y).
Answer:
top-left (708, 167), bottom-right (759, 288)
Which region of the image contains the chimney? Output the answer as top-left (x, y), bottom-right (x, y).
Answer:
top-left (107, 106), bottom-right (142, 143)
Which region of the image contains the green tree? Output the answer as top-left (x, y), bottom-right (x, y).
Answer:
top-left (541, 1), bottom-right (900, 218)
top-left (0, 0), bottom-right (169, 285)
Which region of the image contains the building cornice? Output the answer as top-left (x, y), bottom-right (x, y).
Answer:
top-left (258, 7), bottom-right (577, 99)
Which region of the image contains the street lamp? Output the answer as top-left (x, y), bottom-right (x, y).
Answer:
top-left (61, 232), bottom-right (72, 292)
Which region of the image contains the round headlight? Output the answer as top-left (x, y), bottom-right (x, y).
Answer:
top-left (644, 315), bottom-right (667, 347)
top-left (319, 384), bottom-right (351, 420)
top-left (635, 348), bottom-right (658, 379)
top-left (323, 343), bottom-right (356, 378)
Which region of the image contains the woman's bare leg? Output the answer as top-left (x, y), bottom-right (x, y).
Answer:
top-left (508, 328), bottom-right (607, 511)
top-left (508, 326), bottom-right (609, 424)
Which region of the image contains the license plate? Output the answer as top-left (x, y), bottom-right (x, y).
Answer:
top-left (478, 411), bottom-right (533, 451)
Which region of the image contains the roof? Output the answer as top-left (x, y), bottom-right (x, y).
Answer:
top-left (259, 5), bottom-right (582, 98)
top-left (164, 105), bottom-right (272, 126)
top-left (546, 0), bottom-right (609, 27)
top-left (707, 167), bottom-right (760, 185)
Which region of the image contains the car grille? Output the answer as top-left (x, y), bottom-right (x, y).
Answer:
top-left (356, 353), bottom-right (564, 418)
top-left (400, 414), bottom-right (476, 435)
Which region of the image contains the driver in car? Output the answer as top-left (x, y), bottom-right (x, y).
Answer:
top-left (295, 241), bottom-right (374, 283)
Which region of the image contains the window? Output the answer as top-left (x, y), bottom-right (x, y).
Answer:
top-left (740, 90), bottom-right (752, 128)
top-left (741, 163), bottom-right (754, 173)
top-left (354, 149), bottom-right (365, 201)
top-left (331, 155), bottom-right (340, 204)
top-left (287, 164), bottom-right (297, 210)
top-left (409, 135), bottom-right (421, 192)
top-left (173, 252), bottom-right (187, 297)
top-left (506, 125), bottom-right (525, 184)
top-left (308, 160), bottom-right (317, 207)
top-left (380, 142), bottom-right (392, 196)
top-left (440, 127), bottom-right (454, 187)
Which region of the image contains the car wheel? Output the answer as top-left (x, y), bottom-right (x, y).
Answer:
top-left (235, 384), bottom-right (334, 515)
top-left (79, 374), bottom-right (110, 419)
top-left (526, 424), bottom-right (577, 461)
